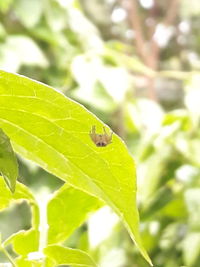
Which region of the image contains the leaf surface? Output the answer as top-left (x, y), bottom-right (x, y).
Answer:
top-left (0, 70), bottom-right (152, 265)
top-left (4, 229), bottom-right (39, 256)
top-left (15, 257), bottom-right (42, 267)
top-left (47, 184), bottom-right (102, 244)
top-left (44, 245), bottom-right (97, 267)
top-left (0, 176), bottom-right (35, 211)
top-left (0, 128), bottom-right (18, 192)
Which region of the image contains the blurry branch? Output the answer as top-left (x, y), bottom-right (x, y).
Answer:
top-left (162, 0), bottom-right (180, 26)
top-left (121, 0), bottom-right (180, 100)
top-left (121, 0), bottom-right (147, 64)
top-left (121, 0), bottom-right (158, 100)
top-left (106, 43), bottom-right (198, 81)
top-left (148, 0), bottom-right (160, 70)
top-left (148, 0), bottom-right (180, 70)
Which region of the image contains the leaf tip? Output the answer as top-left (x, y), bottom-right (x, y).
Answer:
top-left (4, 175), bottom-right (16, 193)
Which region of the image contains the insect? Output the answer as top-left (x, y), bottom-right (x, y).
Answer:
top-left (89, 125), bottom-right (113, 147)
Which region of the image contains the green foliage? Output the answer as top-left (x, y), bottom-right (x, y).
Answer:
top-left (15, 257), bottom-right (42, 267)
top-left (1, 0), bottom-right (200, 266)
top-left (47, 184), bottom-right (102, 244)
top-left (0, 71), bottom-right (152, 266)
top-left (0, 128), bottom-right (18, 192)
top-left (5, 229), bottom-right (39, 256)
top-left (44, 245), bottom-right (97, 267)
top-left (0, 177), bottom-right (35, 212)
top-left (0, 177), bottom-right (40, 265)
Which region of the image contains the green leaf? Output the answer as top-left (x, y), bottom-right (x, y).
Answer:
top-left (0, 128), bottom-right (18, 192)
top-left (0, 177), bottom-right (39, 228)
top-left (141, 186), bottom-right (174, 220)
top-left (0, 176), bottom-right (35, 209)
top-left (0, 70), bottom-right (152, 265)
top-left (44, 245), bottom-right (97, 267)
top-left (15, 257), bottom-right (42, 267)
top-left (4, 229), bottom-right (39, 256)
top-left (47, 184), bottom-right (102, 244)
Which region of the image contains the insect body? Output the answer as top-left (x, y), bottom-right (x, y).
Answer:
top-left (90, 126), bottom-right (113, 147)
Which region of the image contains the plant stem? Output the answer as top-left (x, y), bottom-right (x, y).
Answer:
top-left (37, 191), bottom-right (50, 252)
top-left (0, 245), bottom-right (17, 267)
top-left (36, 191), bottom-right (50, 267)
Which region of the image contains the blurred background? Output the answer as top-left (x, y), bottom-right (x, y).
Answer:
top-left (0, 0), bottom-right (200, 266)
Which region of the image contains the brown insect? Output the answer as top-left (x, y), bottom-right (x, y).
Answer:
top-left (90, 126), bottom-right (113, 147)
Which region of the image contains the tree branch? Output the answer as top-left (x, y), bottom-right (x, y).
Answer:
top-left (163, 0), bottom-right (180, 26)
top-left (148, 0), bottom-right (180, 69)
top-left (121, 0), bottom-right (148, 64)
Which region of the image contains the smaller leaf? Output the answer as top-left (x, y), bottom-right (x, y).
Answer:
top-left (4, 229), bottom-right (39, 256)
top-left (0, 177), bottom-right (39, 229)
top-left (141, 187), bottom-right (173, 220)
top-left (0, 129), bottom-right (18, 192)
top-left (15, 256), bottom-right (42, 267)
top-left (44, 245), bottom-right (98, 267)
top-left (0, 176), bottom-right (35, 210)
top-left (47, 184), bottom-right (102, 244)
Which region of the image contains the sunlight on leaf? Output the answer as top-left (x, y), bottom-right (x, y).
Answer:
top-left (0, 70), bottom-right (152, 265)
top-left (15, 257), bottom-right (42, 267)
top-left (0, 128), bottom-right (18, 192)
top-left (44, 245), bottom-right (97, 267)
top-left (47, 184), bottom-right (102, 244)
top-left (4, 229), bottom-right (39, 256)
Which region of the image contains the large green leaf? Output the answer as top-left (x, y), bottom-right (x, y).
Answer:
top-left (0, 70), bottom-right (152, 265)
top-left (47, 184), bottom-right (102, 244)
top-left (0, 128), bottom-right (18, 192)
top-left (44, 245), bottom-right (97, 267)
